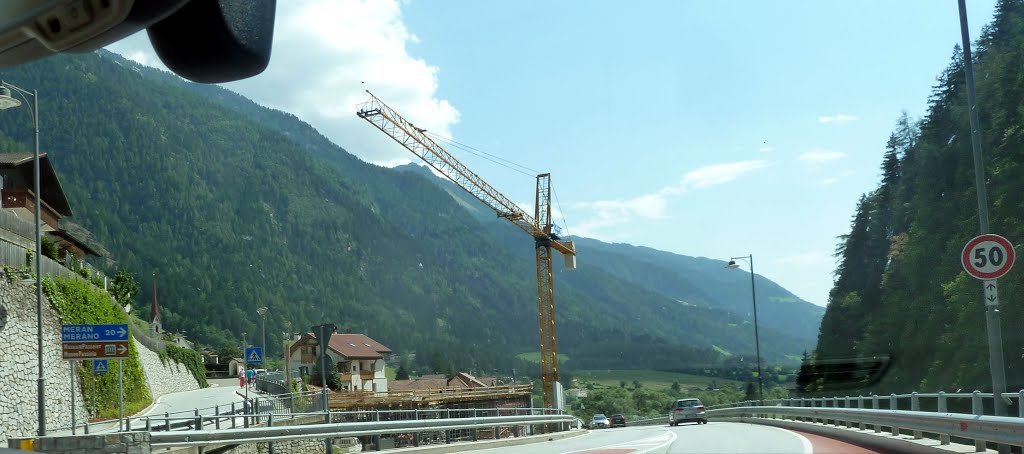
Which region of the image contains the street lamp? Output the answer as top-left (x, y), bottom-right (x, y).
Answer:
top-left (0, 80), bottom-right (45, 436)
top-left (257, 307), bottom-right (268, 370)
top-left (726, 254), bottom-right (764, 405)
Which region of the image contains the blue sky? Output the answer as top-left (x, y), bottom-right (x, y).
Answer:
top-left (108, 1), bottom-right (999, 307)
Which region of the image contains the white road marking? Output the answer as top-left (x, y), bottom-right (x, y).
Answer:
top-left (564, 428), bottom-right (677, 454)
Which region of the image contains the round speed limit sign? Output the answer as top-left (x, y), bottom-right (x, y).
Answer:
top-left (961, 234), bottom-right (1016, 280)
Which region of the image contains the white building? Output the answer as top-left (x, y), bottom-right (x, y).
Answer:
top-left (289, 332), bottom-right (392, 393)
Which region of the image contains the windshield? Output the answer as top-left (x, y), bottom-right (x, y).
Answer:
top-left (0, 1), bottom-right (1018, 453)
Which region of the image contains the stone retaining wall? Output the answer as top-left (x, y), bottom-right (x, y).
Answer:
top-left (0, 277), bottom-right (86, 444)
top-left (133, 337), bottom-right (200, 399)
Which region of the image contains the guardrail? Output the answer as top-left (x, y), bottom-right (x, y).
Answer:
top-left (708, 390), bottom-right (1024, 451)
top-left (708, 405), bottom-right (1024, 449)
top-left (149, 413), bottom-right (576, 450)
top-left (710, 390), bottom-right (1024, 416)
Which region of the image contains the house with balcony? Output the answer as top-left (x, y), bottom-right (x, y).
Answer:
top-left (0, 152), bottom-right (104, 274)
top-left (0, 152), bottom-right (72, 234)
top-left (289, 332), bottom-right (392, 393)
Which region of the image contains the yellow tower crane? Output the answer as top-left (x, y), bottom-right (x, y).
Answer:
top-left (357, 92), bottom-right (577, 411)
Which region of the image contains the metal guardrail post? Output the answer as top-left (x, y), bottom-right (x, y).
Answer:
top-left (165, 412), bottom-right (171, 431)
top-left (374, 410), bottom-right (381, 451)
top-left (890, 394), bottom-right (899, 436)
top-left (831, 397), bottom-right (839, 427)
top-left (856, 396), bottom-right (864, 430)
top-left (1019, 390), bottom-right (1024, 418)
top-left (844, 397), bottom-right (852, 428)
top-left (145, 417), bottom-right (151, 432)
top-left (324, 408), bottom-right (333, 453)
top-left (938, 392), bottom-right (950, 445)
top-left (972, 390), bottom-right (984, 452)
top-left (268, 413), bottom-right (275, 454)
top-left (215, 405), bottom-right (221, 430)
top-left (231, 403), bottom-right (237, 429)
top-left (911, 392), bottom-right (922, 439)
top-left (872, 395), bottom-right (880, 433)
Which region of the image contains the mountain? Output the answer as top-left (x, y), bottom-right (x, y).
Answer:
top-left (0, 49), bottom-right (820, 378)
top-left (809, 0), bottom-right (1024, 393)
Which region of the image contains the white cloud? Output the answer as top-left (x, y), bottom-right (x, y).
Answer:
top-left (758, 146), bottom-right (774, 152)
top-left (105, 0), bottom-right (458, 167)
top-left (798, 148), bottom-right (847, 164)
top-left (818, 114), bottom-right (858, 124)
top-left (573, 160), bottom-right (769, 238)
top-left (677, 160), bottom-right (770, 191)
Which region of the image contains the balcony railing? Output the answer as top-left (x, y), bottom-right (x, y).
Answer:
top-left (1, 188), bottom-right (60, 230)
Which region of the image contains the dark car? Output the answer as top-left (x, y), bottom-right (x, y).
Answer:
top-left (610, 414), bottom-right (627, 427)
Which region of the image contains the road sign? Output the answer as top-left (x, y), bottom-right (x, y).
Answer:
top-left (62, 341), bottom-right (129, 360)
top-left (962, 234), bottom-right (1016, 280)
top-left (984, 280), bottom-right (999, 306)
top-left (61, 324), bottom-right (129, 342)
top-left (245, 347), bottom-right (263, 364)
top-left (93, 359), bottom-right (108, 374)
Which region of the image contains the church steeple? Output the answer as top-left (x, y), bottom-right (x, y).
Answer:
top-left (150, 272), bottom-right (162, 333)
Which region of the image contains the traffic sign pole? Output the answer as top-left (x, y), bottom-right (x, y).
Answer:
top-left (118, 359), bottom-right (124, 432)
top-left (959, 0), bottom-right (1010, 425)
top-left (70, 363), bottom-right (76, 435)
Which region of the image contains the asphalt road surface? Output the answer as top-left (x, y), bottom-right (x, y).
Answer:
top-left (467, 422), bottom-right (878, 454)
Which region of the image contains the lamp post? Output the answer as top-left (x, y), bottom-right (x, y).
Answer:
top-left (0, 80), bottom-right (45, 436)
top-left (726, 254), bottom-right (764, 405)
top-left (256, 307), bottom-right (268, 371)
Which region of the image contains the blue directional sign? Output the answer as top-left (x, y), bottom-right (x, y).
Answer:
top-left (245, 347), bottom-right (263, 364)
top-left (61, 324), bottom-right (129, 342)
top-left (93, 359), bottom-right (108, 374)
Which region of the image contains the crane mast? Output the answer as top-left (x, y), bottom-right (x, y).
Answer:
top-left (357, 92), bottom-right (576, 411)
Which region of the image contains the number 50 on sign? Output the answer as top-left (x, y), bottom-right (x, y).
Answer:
top-left (961, 234), bottom-right (1016, 280)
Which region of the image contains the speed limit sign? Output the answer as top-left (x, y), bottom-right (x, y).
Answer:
top-left (961, 234), bottom-right (1016, 280)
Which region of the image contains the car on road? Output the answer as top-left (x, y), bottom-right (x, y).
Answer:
top-left (590, 414), bottom-right (611, 429)
top-left (610, 414), bottom-right (627, 427)
top-left (669, 398), bottom-right (707, 426)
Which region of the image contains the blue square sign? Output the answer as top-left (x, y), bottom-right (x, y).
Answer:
top-left (93, 359), bottom-right (108, 374)
top-left (245, 347), bottom-right (263, 364)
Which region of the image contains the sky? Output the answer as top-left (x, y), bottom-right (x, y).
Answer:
top-left (106, 0), bottom-right (999, 307)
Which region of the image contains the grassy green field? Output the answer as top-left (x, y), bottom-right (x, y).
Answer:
top-left (516, 352), bottom-right (571, 364)
top-left (574, 369), bottom-right (743, 390)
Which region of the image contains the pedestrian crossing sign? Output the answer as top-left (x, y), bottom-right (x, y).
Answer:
top-left (245, 347), bottom-right (263, 364)
top-left (93, 359), bottom-right (108, 374)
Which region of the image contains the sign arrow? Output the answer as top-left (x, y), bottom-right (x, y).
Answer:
top-left (118, 344), bottom-right (128, 355)
top-left (987, 295), bottom-right (997, 302)
top-left (986, 283), bottom-right (996, 291)
top-left (118, 326), bottom-right (127, 337)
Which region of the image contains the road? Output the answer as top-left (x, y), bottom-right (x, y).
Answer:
top-left (55, 378), bottom-right (248, 435)
top-left (467, 422), bottom-right (878, 454)
top-left (137, 378), bottom-right (246, 419)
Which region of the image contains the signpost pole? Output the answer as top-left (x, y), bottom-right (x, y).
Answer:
top-left (957, 0), bottom-right (1009, 420)
top-left (118, 359), bottom-right (124, 432)
top-left (70, 362), bottom-right (76, 435)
